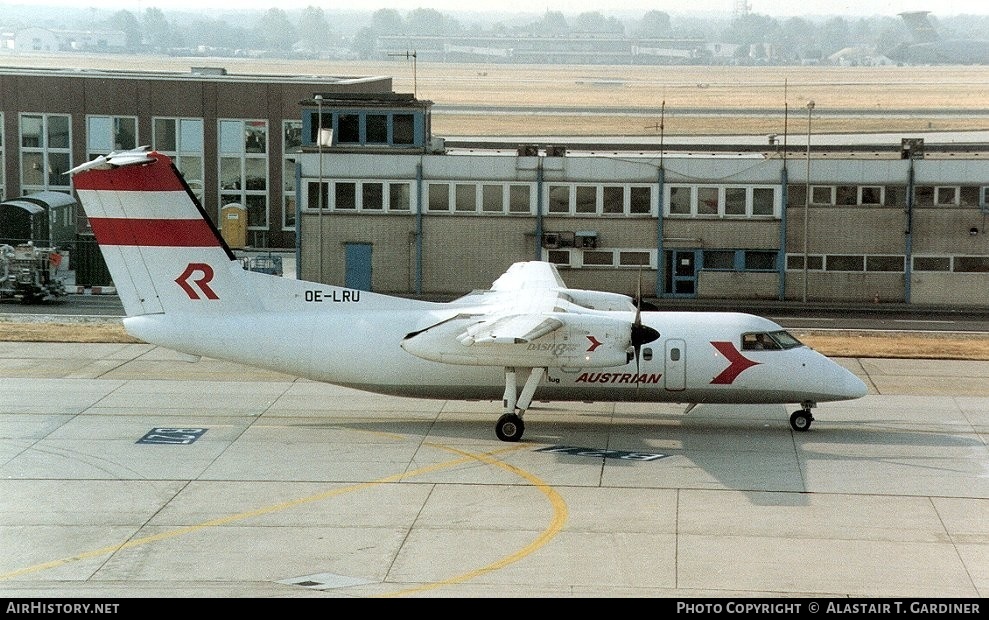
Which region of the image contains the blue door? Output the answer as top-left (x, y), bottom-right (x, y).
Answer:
top-left (345, 243), bottom-right (372, 291)
top-left (665, 250), bottom-right (698, 297)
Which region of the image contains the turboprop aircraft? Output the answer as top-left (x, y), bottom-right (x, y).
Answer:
top-left (68, 147), bottom-right (868, 442)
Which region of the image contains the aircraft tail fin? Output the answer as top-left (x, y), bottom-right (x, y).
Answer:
top-left (69, 148), bottom-right (257, 317)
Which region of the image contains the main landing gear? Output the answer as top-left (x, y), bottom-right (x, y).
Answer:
top-left (789, 400), bottom-right (816, 432)
top-left (496, 367), bottom-right (544, 442)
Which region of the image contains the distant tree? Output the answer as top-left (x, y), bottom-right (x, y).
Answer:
top-left (107, 10), bottom-right (142, 49)
top-left (819, 17), bottom-right (851, 54)
top-left (298, 6), bottom-right (333, 51)
top-left (573, 11), bottom-right (624, 35)
top-left (256, 8), bottom-right (297, 51)
top-left (142, 8), bottom-right (174, 52)
top-left (779, 16), bottom-right (816, 61)
top-left (722, 13), bottom-right (780, 51)
top-left (372, 8), bottom-right (403, 35)
top-left (634, 10), bottom-right (671, 39)
top-left (406, 8), bottom-right (461, 36)
top-left (351, 26), bottom-right (378, 59)
top-left (539, 11), bottom-right (569, 36)
top-left (185, 16), bottom-right (257, 51)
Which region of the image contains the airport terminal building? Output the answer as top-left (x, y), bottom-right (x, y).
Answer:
top-left (0, 65), bottom-right (986, 306)
top-left (296, 95), bottom-right (989, 307)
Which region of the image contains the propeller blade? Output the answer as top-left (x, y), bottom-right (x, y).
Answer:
top-left (629, 264), bottom-right (660, 381)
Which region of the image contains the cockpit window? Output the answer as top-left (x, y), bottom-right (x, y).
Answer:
top-left (769, 330), bottom-right (803, 349)
top-left (742, 330), bottom-right (804, 351)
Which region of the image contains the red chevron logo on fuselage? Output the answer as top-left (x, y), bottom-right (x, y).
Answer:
top-left (709, 341), bottom-right (760, 384)
top-left (586, 335), bottom-right (603, 352)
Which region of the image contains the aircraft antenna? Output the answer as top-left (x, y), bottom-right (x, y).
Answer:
top-left (389, 50), bottom-right (418, 98)
top-left (783, 79), bottom-right (788, 164)
top-left (660, 100), bottom-right (665, 168)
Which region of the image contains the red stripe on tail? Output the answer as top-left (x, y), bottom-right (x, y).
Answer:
top-left (89, 218), bottom-right (221, 247)
top-left (72, 154), bottom-right (183, 192)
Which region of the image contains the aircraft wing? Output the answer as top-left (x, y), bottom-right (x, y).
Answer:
top-left (489, 260), bottom-right (566, 292)
top-left (401, 261), bottom-right (658, 367)
top-left (457, 313), bottom-right (564, 345)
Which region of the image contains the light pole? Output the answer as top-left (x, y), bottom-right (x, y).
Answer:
top-left (315, 94), bottom-right (323, 283)
top-left (803, 99), bottom-right (815, 303)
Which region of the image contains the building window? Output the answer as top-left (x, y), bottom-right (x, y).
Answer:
top-left (810, 186), bottom-right (834, 205)
top-left (455, 183), bottom-right (476, 212)
top-left (423, 182), bottom-right (534, 214)
top-left (307, 180), bottom-right (410, 212)
top-left (19, 113), bottom-right (71, 191)
top-left (334, 182), bottom-right (356, 210)
top-left (389, 183), bottom-right (411, 211)
top-left (913, 256), bottom-right (950, 272)
top-left (669, 186), bottom-right (691, 214)
top-left (786, 254), bottom-right (824, 270)
top-left (835, 185), bottom-right (857, 205)
top-left (859, 186), bottom-right (883, 205)
top-left (619, 251), bottom-right (651, 267)
top-left (366, 114), bottom-right (388, 143)
top-left (582, 251), bottom-right (613, 266)
top-left (602, 186), bottom-right (623, 214)
top-left (575, 185), bottom-right (596, 214)
top-left (482, 184), bottom-right (503, 213)
top-left (703, 250), bottom-right (736, 270)
top-left (508, 184), bottom-right (532, 213)
top-left (427, 183), bottom-right (450, 212)
top-left (393, 114), bottom-right (415, 145)
top-left (697, 187), bottom-right (719, 215)
top-left (86, 115), bottom-right (137, 156)
top-left (282, 120), bottom-right (302, 230)
top-left (960, 186), bottom-right (981, 207)
top-left (725, 188), bottom-right (746, 215)
top-left (153, 117), bottom-right (205, 199)
top-left (752, 188), bottom-right (774, 215)
top-left (702, 250), bottom-right (776, 271)
top-left (218, 119), bottom-right (269, 230)
top-left (914, 186), bottom-right (934, 205)
top-left (548, 185), bottom-right (569, 213)
top-left (543, 184), bottom-right (653, 216)
top-left (744, 251), bottom-right (776, 271)
top-left (954, 256), bottom-right (989, 272)
top-left (825, 255), bottom-right (865, 272)
top-left (547, 249), bottom-right (571, 266)
top-left (337, 114), bottom-right (360, 143)
top-left (362, 183), bottom-right (384, 210)
top-left (630, 186), bottom-right (651, 214)
top-left (0, 112), bottom-right (4, 201)
top-left (666, 185), bottom-right (777, 218)
top-left (866, 256), bottom-right (904, 272)
top-left (935, 186), bottom-right (959, 206)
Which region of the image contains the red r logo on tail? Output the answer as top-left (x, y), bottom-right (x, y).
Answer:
top-left (175, 263), bottom-right (218, 300)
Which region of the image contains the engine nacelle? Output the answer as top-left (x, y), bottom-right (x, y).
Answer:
top-left (401, 312), bottom-right (632, 368)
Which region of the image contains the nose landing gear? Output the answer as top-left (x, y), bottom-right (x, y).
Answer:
top-left (789, 401), bottom-right (816, 431)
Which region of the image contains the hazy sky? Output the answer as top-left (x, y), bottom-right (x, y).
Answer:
top-left (14, 0), bottom-right (989, 17)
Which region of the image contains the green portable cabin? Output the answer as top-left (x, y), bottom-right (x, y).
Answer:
top-left (0, 191), bottom-right (77, 247)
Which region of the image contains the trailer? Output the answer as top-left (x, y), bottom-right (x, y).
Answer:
top-left (0, 243), bottom-right (67, 303)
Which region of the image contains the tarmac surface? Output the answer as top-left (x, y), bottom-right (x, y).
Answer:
top-left (0, 341), bottom-right (987, 599)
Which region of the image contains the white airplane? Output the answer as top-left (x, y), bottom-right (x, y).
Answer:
top-left (69, 147), bottom-right (868, 442)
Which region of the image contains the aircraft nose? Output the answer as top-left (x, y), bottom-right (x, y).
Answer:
top-left (831, 362), bottom-right (869, 399)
